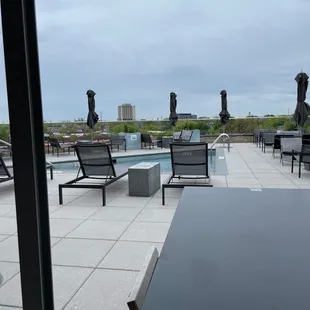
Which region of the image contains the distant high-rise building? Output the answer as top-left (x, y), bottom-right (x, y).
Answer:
top-left (118, 103), bottom-right (136, 121)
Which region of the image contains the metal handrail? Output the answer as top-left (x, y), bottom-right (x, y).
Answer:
top-left (0, 138), bottom-right (54, 167)
top-left (0, 138), bottom-right (11, 147)
top-left (210, 133), bottom-right (231, 152)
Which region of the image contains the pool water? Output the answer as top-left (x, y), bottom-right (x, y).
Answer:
top-left (53, 148), bottom-right (228, 175)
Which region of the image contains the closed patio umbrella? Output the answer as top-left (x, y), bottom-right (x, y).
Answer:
top-left (293, 72), bottom-right (309, 128)
top-left (219, 89), bottom-right (230, 125)
top-left (86, 89), bottom-right (99, 141)
top-left (169, 92), bottom-right (178, 127)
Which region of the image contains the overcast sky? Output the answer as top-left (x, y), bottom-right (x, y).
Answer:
top-left (0, 0), bottom-right (310, 122)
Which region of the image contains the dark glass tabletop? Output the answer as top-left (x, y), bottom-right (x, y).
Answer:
top-left (142, 187), bottom-right (310, 310)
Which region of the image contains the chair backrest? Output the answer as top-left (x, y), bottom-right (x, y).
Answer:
top-left (263, 133), bottom-right (276, 143)
top-left (127, 246), bottom-right (159, 310)
top-left (273, 135), bottom-right (294, 149)
top-left (74, 143), bottom-right (116, 177)
top-left (170, 142), bottom-right (209, 177)
top-left (141, 134), bottom-right (152, 144)
top-left (300, 144), bottom-right (310, 163)
top-left (0, 156), bottom-right (11, 177)
top-left (180, 130), bottom-right (193, 142)
top-left (253, 129), bottom-right (261, 139)
top-left (281, 137), bottom-right (302, 153)
top-left (48, 137), bottom-right (60, 148)
top-left (111, 135), bottom-right (125, 145)
top-left (173, 131), bottom-right (181, 141)
top-left (260, 130), bottom-right (277, 138)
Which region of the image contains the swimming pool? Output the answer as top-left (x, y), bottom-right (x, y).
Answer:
top-left (53, 148), bottom-right (228, 175)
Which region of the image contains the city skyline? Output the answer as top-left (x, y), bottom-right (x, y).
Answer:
top-left (0, 0), bottom-right (309, 122)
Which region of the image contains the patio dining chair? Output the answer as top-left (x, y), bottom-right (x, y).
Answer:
top-left (253, 129), bottom-right (260, 144)
top-left (258, 130), bottom-right (277, 148)
top-left (291, 145), bottom-right (310, 178)
top-left (261, 133), bottom-right (276, 153)
top-left (58, 143), bottom-right (129, 206)
top-left (280, 137), bottom-right (302, 165)
top-left (272, 135), bottom-right (294, 157)
top-left (127, 246), bottom-right (159, 310)
top-left (162, 142), bottom-right (213, 205)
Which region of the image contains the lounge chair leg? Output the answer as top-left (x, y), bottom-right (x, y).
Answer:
top-left (162, 186), bottom-right (165, 205)
top-left (59, 186), bottom-right (63, 205)
top-left (102, 187), bottom-right (106, 206)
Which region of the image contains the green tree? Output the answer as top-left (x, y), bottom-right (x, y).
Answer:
top-left (141, 124), bottom-right (160, 133)
top-left (262, 118), bottom-right (285, 129)
top-left (225, 119), bottom-right (258, 133)
top-left (112, 123), bottom-right (139, 134)
top-left (0, 125), bottom-right (10, 141)
top-left (283, 119), bottom-right (297, 131)
top-left (175, 121), bottom-right (197, 130)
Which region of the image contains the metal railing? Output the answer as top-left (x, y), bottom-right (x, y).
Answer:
top-left (0, 138), bottom-right (54, 167)
top-left (209, 133), bottom-right (231, 152)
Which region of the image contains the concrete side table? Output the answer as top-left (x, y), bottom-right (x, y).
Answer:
top-left (129, 162), bottom-right (161, 197)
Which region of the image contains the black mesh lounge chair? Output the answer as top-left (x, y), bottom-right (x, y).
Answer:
top-left (48, 137), bottom-right (74, 157)
top-left (162, 143), bottom-right (213, 205)
top-left (180, 130), bottom-right (193, 142)
top-left (109, 135), bottom-right (127, 152)
top-left (0, 156), bottom-right (13, 183)
top-left (173, 131), bottom-right (181, 142)
top-left (291, 145), bottom-right (310, 178)
top-left (261, 133), bottom-right (276, 153)
top-left (0, 155), bottom-right (53, 181)
top-left (280, 137), bottom-right (302, 164)
top-left (141, 134), bottom-right (160, 149)
top-left (58, 143), bottom-right (129, 206)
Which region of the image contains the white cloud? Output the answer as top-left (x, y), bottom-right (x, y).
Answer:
top-left (0, 0), bottom-right (309, 121)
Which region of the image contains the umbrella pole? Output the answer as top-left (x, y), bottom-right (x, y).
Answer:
top-left (91, 129), bottom-right (93, 143)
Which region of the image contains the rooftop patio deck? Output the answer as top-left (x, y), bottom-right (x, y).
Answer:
top-left (0, 143), bottom-right (309, 309)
